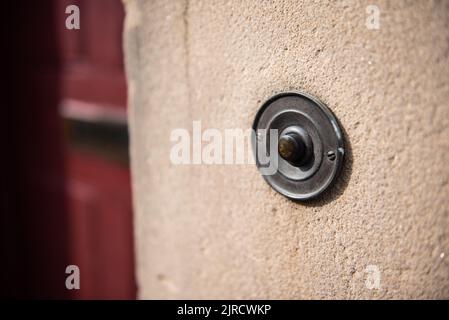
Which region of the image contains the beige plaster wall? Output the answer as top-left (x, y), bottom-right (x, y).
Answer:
top-left (123, 0), bottom-right (449, 299)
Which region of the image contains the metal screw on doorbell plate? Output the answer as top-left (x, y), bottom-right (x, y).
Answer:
top-left (327, 150), bottom-right (336, 161)
top-left (252, 90), bottom-right (345, 201)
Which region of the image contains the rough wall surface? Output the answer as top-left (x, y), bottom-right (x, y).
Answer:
top-left (123, 0), bottom-right (449, 299)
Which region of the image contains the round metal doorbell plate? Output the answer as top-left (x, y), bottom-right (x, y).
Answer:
top-left (252, 90), bottom-right (345, 200)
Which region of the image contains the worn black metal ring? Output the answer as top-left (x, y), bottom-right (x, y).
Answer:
top-left (252, 90), bottom-right (345, 201)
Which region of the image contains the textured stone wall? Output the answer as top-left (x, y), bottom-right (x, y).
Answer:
top-left (123, 0), bottom-right (449, 299)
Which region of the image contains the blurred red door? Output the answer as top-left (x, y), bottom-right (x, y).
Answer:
top-left (57, 0), bottom-right (136, 299)
top-left (2, 0), bottom-right (135, 299)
